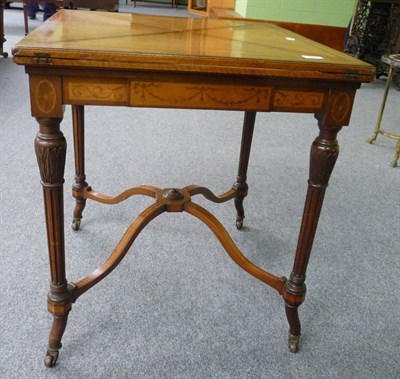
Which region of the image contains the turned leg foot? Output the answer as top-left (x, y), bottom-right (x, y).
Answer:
top-left (234, 199), bottom-right (245, 229)
top-left (235, 218), bottom-right (244, 230)
top-left (288, 332), bottom-right (300, 353)
top-left (44, 348), bottom-right (59, 367)
top-left (71, 218), bottom-right (81, 231)
top-left (44, 315), bottom-right (69, 367)
top-left (285, 302), bottom-right (301, 353)
top-left (72, 198), bottom-right (86, 231)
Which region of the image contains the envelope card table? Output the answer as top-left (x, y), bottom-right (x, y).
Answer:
top-left (12, 10), bottom-right (375, 367)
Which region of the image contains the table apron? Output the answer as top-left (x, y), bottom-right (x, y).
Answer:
top-left (27, 69), bottom-right (359, 125)
top-left (61, 76), bottom-right (331, 113)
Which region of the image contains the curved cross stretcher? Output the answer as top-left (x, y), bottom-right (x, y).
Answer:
top-left (70, 185), bottom-right (287, 303)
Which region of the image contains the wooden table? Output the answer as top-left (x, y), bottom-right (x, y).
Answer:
top-left (12, 10), bottom-right (374, 367)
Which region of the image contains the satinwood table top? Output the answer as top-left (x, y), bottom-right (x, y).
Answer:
top-left (12, 10), bottom-right (374, 81)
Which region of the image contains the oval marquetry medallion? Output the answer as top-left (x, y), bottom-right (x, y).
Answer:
top-left (35, 80), bottom-right (57, 114)
top-left (331, 92), bottom-right (351, 123)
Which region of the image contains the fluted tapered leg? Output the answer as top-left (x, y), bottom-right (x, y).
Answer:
top-left (35, 117), bottom-right (72, 367)
top-left (284, 120), bottom-right (341, 353)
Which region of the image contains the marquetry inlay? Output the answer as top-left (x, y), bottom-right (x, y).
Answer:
top-left (273, 90), bottom-right (325, 111)
top-left (131, 82), bottom-right (271, 110)
top-left (65, 79), bottom-right (128, 104)
top-left (330, 92), bottom-right (351, 123)
top-left (35, 80), bottom-right (57, 114)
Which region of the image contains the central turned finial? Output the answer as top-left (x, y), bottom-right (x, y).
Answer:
top-left (163, 188), bottom-right (184, 201)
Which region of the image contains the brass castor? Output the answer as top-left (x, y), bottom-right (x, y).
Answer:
top-left (236, 217), bottom-right (244, 230)
top-left (44, 349), bottom-right (59, 367)
top-left (288, 333), bottom-right (300, 353)
top-left (71, 218), bottom-right (81, 231)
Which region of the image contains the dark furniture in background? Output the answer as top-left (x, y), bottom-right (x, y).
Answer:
top-left (133, 0), bottom-right (177, 7)
top-left (345, 0), bottom-right (400, 89)
top-left (66, 0), bottom-right (118, 11)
